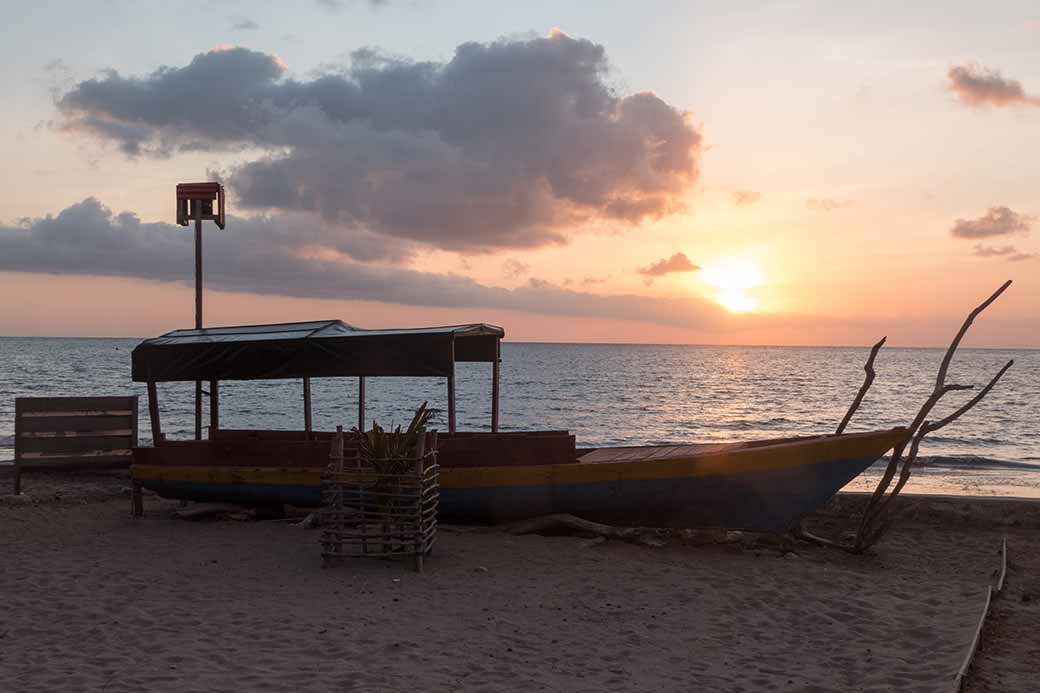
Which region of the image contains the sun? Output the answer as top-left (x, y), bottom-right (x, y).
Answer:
top-left (701, 257), bottom-right (764, 313)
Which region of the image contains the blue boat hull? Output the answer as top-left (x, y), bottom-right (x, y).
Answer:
top-left (140, 453), bottom-right (880, 531)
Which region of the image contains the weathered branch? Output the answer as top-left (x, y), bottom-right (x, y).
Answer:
top-left (849, 281), bottom-right (1013, 553)
top-left (885, 360), bottom-right (1014, 502)
top-left (926, 361), bottom-right (1013, 434)
top-left (836, 336), bottom-right (886, 435)
top-left (934, 280), bottom-right (1011, 391)
top-left (505, 513), bottom-right (745, 548)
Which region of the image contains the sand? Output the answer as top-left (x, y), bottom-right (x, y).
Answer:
top-left (0, 470), bottom-right (1034, 692)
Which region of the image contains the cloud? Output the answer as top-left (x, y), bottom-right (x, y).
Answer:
top-left (972, 244), bottom-right (1034, 261)
top-left (56, 36), bottom-right (702, 255)
top-left (947, 64), bottom-right (1040, 108)
top-left (638, 252), bottom-right (700, 284)
top-left (732, 191), bottom-right (761, 207)
top-left (501, 259), bottom-right (530, 279)
top-left (230, 17), bottom-right (259, 31)
top-left (0, 199), bottom-right (728, 330)
top-left (806, 198), bottom-right (852, 211)
top-left (318, 0), bottom-right (388, 9)
top-left (950, 207), bottom-right (1033, 239)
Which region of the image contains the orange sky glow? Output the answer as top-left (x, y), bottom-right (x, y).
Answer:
top-left (0, 4), bottom-right (1036, 347)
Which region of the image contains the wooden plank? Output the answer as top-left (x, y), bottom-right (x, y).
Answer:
top-left (18, 458), bottom-right (132, 470)
top-left (491, 358), bottom-right (500, 433)
top-left (18, 436), bottom-right (136, 455)
top-left (131, 394), bottom-right (139, 448)
top-left (20, 410), bottom-right (134, 418)
top-left (136, 439), bottom-right (339, 468)
top-left (996, 535), bottom-right (1007, 593)
top-left (16, 397), bottom-right (137, 412)
top-left (19, 415), bottom-right (133, 432)
top-left (447, 371), bottom-right (456, 434)
top-left (194, 380), bottom-right (203, 441)
top-left (147, 381), bottom-right (162, 446)
top-left (358, 376), bottom-right (366, 431)
top-left (18, 452), bottom-right (133, 466)
top-left (21, 429), bottom-right (133, 438)
top-left (13, 393), bottom-right (23, 493)
top-left (954, 586), bottom-right (993, 691)
top-left (303, 377), bottom-right (313, 436)
top-left (210, 380), bottom-right (219, 433)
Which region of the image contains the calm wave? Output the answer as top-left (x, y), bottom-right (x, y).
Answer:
top-left (1, 338), bottom-right (1037, 470)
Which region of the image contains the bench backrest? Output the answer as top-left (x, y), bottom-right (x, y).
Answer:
top-left (12, 396), bottom-right (139, 494)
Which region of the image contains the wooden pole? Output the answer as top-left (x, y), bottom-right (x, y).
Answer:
top-left (491, 356), bottom-right (500, 433)
top-left (147, 381), bottom-right (162, 446)
top-left (194, 208), bottom-right (203, 441)
top-left (447, 369), bottom-right (456, 434)
top-left (358, 376), bottom-right (366, 432)
top-left (303, 377), bottom-right (313, 438)
top-left (209, 380), bottom-right (219, 436)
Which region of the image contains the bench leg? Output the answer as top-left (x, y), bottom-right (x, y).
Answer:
top-left (12, 466), bottom-right (21, 496)
top-left (131, 480), bottom-right (144, 517)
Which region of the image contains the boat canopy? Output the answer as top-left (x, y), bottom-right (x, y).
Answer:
top-left (131, 320), bottom-right (504, 382)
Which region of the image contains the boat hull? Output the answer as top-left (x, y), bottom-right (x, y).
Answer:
top-left (134, 428), bottom-right (905, 531)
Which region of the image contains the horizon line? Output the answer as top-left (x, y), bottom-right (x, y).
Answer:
top-left (1, 334), bottom-right (1036, 352)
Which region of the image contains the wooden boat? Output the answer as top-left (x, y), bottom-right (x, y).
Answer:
top-left (133, 427), bottom-right (905, 531)
top-left (129, 320), bottom-right (906, 531)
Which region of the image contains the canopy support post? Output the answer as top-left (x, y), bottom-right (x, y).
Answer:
top-left (194, 378), bottom-right (201, 437)
top-left (194, 210), bottom-right (203, 442)
top-left (491, 357), bottom-right (500, 433)
top-left (303, 377), bottom-right (313, 438)
top-left (147, 381), bottom-right (162, 446)
top-left (358, 376), bottom-right (366, 432)
top-left (447, 370), bottom-right (456, 434)
top-left (209, 380), bottom-right (219, 436)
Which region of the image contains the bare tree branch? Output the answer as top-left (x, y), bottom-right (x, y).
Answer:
top-left (933, 280), bottom-right (1011, 391)
top-left (850, 281), bottom-right (1013, 553)
top-left (926, 361), bottom-right (1014, 434)
top-left (836, 336), bottom-right (886, 435)
top-left (880, 361), bottom-right (1014, 506)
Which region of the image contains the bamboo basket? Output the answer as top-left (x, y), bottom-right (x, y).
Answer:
top-left (320, 427), bottom-right (439, 572)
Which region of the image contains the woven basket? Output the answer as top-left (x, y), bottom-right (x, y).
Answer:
top-left (320, 429), bottom-right (439, 572)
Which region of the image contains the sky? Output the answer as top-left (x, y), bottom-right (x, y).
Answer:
top-left (0, 0), bottom-right (1037, 346)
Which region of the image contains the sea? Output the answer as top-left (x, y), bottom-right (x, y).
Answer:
top-left (2, 338), bottom-right (1038, 496)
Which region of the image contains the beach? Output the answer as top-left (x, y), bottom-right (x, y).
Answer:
top-left (2, 470), bottom-right (1035, 692)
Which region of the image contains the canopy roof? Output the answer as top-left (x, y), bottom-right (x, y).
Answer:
top-left (131, 320), bottom-right (503, 382)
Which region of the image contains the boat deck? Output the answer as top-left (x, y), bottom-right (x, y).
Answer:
top-left (577, 442), bottom-right (746, 464)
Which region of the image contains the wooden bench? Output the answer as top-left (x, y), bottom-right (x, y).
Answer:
top-left (12, 396), bottom-right (139, 494)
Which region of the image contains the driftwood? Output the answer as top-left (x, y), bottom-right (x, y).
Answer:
top-left (504, 513), bottom-right (791, 550)
top-left (806, 281), bottom-right (1014, 553)
top-left (835, 337), bottom-right (885, 435)
top-left (174, 502), bottom-right (248, 520)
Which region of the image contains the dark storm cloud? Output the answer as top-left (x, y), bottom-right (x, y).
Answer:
top-left (56, 35), bottom-right (702, 254)
top-left (947, 64), bottom-right (1040, 108)
top-left (950, 207), bottom-right (1033, 239)
top-left (638, 252), bottom-right (699, 277)
top-left (0, 199), bottom-right (725, 329)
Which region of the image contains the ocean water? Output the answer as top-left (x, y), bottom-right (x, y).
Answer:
top-left (1, 338), bottom-right (1037, 491)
